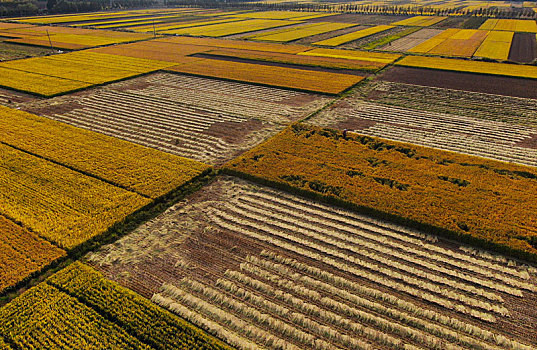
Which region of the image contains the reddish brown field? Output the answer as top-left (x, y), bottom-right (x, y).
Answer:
top-left (379, 66), bottom-right (537, 99)
top-left (509, 32), bottom-right (537, 63)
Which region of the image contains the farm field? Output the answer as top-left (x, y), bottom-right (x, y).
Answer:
top-left (0, 262), bottom-right (231, 349)
top-left (380, 66), bottom-right (537, 99)
top-left (379, 28), bottom-right (443, 51)
top-left (0, 104), bottom-right (207, 249)
top-left (310, 96), bottom-right (537, 166)
top-left (226, 124), bottom-right (537, 258)
top-left (18, 73), bottom-right (331, 165)
top-left (2, 6), bottom-right (537, 350)
top-left (87, 176), bottom-right (537, 350)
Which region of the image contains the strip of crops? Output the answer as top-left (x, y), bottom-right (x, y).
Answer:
top-left (156, 36), bottom-right (310, 53)
top-left (201, 48), bottom-right (386, 71)
top-left (359, 81), bottom-right (537, 127)
top-left (391, 16), bottom-right (447, 27)
top-left (299, 48), bottom-right (401, 63)
top-left (0, 262), bottom-right (231, 349)
top-left (0, 215), bottom-right (65, 294)
top-left (0, 105), bottom-right (209, 198)
top-left (409, 29), bottom-right (489, 57)
top-left (310, 99), bottom-right (537, 167)
top-left (225, 124), bottom-right (537, 259)
top-left (313, 25), bottom-right (395, 46)
top-left (167, 59), bottom-right (364, 94)
top-left (162, 19), bottom-right (298, 37)
top-left (88, 176), bottom-right (537, 349)
top-left (396, 55), bottom-right (537, 79)
top-left (248, 22), bottom-right (356, 42)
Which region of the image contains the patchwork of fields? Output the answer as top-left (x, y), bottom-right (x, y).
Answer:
top-left (1, 7), bottom-right (537, 350)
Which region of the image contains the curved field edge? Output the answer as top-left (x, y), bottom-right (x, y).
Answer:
top-left (0, 261), bottom-right (233, 350)
top-left (223, 124), bottom-right (537, 263)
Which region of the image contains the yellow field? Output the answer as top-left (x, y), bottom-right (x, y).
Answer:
top-left (313, 25), bottom-right (395, 46)
top-left (167, 58), bottom-right (364, 94)
top-left (160, 19), bottom-right (297, 37)
top-left (248, 22), bottom-right (355, 42)
top-left (0, 106), bottom-right (209, 199)
top-left (0, 66), bottom-right (90, 96)
top-left (409, 29), bottom-right (489, 57)
top-left (396, 55), bottom-right (537, 79)
top-left (156, 36), bottom-right (310, 53)
top-left (0, 142), bottom-right (149, 249)
top-left (0, 51), bottom-right (175, 96)
top-left (473, 30), bottom-right (513, 60)
top-left (391, 16), bottom-right (447, 26)
top-left (298, 48), bottom-right (401, 63)
top-left (479, 19), bottom-right (537, 33)
top-left (229, 10), bottom-right (332, 20)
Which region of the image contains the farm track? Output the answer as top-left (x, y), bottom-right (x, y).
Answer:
top-left (310, 94), bottom-right (537, 167)
top-left (19, 73), bottom-right (332, 165)
top-left (87, 177), bottom-right (537, 350)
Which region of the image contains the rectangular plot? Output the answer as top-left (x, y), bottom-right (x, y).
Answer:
top-left (162, 19), bottom-right (297, 37)
top-left (474, 30), bottom-right (513, 60)
top-left (391, 16), bottom-right (446, 27)
top-left (166, 59), bottom-right (364, 94)
top-left (0, 215), bottom-right (66, 294)
top-left (313, 25), bottom-right (395, 46)
top-left (248, 22), bottom-right (355, 42)
top-left (298, 48), bottom-right (400, 63)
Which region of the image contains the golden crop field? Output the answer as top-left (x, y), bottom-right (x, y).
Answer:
top-left (226, 124), bottom-right (537, 258)
top-left (0, 66), bottom-right (90, 96)
top-left (141, 18), bottom-right (244, 33)
top-left (391, 16), bottom-right (447, 27)
top-left (90, 41), bottom-right (208, 63)
top-left (167, 58), bottom-right (364, 94)
top-left (229, 10), bottom-right (333, 20)
top-left (0, 262), bottom-right (231, 349)
top-left (160, 19), bottom-right (298, 37)
top-left (0, 141), bottom-right (149, 249)
top-left (0, 51), bottom-right (175, 96)
top-left (156, 35), bottom-right (311, 53)
top-left (397, 55), bottom-right (537, 79)
top-left (473, 30), bottom-right (513, 60)
top-left (0, 106), bottom-right (209, 199)
top-left (248, 22), bottom-right (356, 42)
top-left (313, 25), bottom-right (395, 46)
top-left (0, 215), bottom-right (66, 294)
top-left (201, 48), bottom-right (386, 71)
top-left (299, 47), bottom-right (401, 63)
top-left (480, 19), bottom-right (537, 33)
top-left (409, 29), bottom-right (489, 57)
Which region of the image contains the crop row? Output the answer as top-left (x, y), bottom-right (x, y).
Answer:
top-left (0, 262), bottom-right (230, 349)
top-left (249, 22), bottom-right (356, 42)
top-left (0, 215), bottom-right (65, 294)
top-left (225, 124), bottom-right (537, 258)
top-left (34, 88), bottom-right (282, 165)
top-left (358, 81), bottom-right (537, 127)
top-left (311, 99), bottom-right (537, 167)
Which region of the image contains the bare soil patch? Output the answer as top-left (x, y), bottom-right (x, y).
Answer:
top-left (379, 66), bottom-right (537, 99)
top-left (509, 32), bottom-right (537, 63)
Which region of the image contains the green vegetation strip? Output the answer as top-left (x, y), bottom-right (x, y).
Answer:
top-left (362, 27), bottom-right (421, 50)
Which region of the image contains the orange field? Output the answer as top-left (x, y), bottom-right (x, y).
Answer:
top-left (167, 59), bottom-right (364, 94)
top-left (226, 124), bottom-right (537, 259)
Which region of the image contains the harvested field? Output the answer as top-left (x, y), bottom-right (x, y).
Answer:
top-left (508, 32), bottom-right (537, 63)
top-left (87, 176), bottom-right (537, 350)
top-left (19, 73), bottom-right (331, 165)
top-left (357, 80), bottom-right (537, 128)
top-left (380, 66), bottom-right (537, 99)
top-left (309, 97), bottom-right (537, 166)
top-left (379, 28), bottom-right (442, 51)
top-left (0, 42), bottom-right (50, 60)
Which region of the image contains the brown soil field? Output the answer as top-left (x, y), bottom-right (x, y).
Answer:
top-left (86, 175), bottom-right (537, 350)
top-left (0, 87), bottom-right (37, 106)
top-left (379, 66), bottom-right (537, 99)
top-left (508, 32), bottom-right (537, 63)
top-left (0, 42), bottom-right (51, 60)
